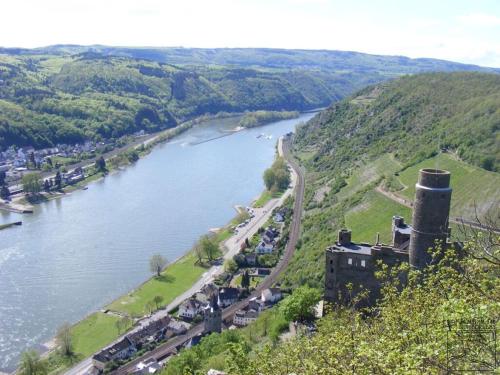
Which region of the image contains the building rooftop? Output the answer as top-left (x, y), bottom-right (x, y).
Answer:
top-left (327, 242), bottom-right (373, 255)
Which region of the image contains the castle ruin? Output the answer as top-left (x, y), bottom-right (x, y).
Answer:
top-left (325, 168), bottom-right (454, 304)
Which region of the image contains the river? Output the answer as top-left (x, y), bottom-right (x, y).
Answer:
top-left (0, 112), bottom-right (314, 371)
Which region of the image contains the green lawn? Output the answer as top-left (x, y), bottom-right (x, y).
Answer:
top-left (397, 154), bottom-right (500, 219)
top-left (70, 312), bottom-right (130, 357)
top-left (254, 189), bottom-right (282, 208)
top-left (345, 190), bottom-right (411, 244)
top-left (106, 253), bottom-right (206, 317)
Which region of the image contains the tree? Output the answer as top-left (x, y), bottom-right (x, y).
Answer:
top-left (194, 242), bottom-right (204, 264)
top-left (54, 171), bottom-right (62, 190)
top-left (95, 156), bottom-right (107, 173)
top-left (149, 254), bottom-right (168, 277)
top-left (19, 350), bottom-right (47, 375)
top-left (153, 295), bottom-right (164, 309)
top-left (22, 173), bottom-right (41, 195)
top-left (224, 258), bottom-right (238, 274)
top-left (241, 270), bottom-right (250, 289)
top-left (0, 185), bottom-right (10, 199)
top-left (200, 235), bottom-right (219, 261)
top-left (115, 315), bottom-right (131, 334)
top-left (279, 286), bottom-right (321, 322)
top-left (0, 170), bottom-right (6, 185)
top-left (43, 179), bottom-right (50, 192)
top-left (56, 322), bottom-right (73, 357)
top-left (144, 300), bottom-right (156, 315)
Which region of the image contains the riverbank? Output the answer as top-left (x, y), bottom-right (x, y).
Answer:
top-left (55, 136), bottom-right (294, 375)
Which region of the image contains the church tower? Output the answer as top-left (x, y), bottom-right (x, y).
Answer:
top-left (203, 293), bottom-right (222, 334)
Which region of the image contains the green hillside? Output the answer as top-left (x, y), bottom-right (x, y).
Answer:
top-left (1, 47), bottom-right (498, 149)
top-left (0, 54), bottom-right (345, 148)
top-left (284, 72), bottom-right (500, 288)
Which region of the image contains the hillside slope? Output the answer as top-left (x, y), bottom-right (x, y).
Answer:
top-left (1, 47), bottom-right (498, 149)
top-left (285, 72), bottom-right (500, 288)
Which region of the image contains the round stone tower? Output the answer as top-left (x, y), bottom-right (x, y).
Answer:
top-left (409, 168), bottom-right (452, 269)
top-left (203, 293), bottom-right (222, 334)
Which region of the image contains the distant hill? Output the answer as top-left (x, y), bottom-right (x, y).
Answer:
top-left (284, 72), bottom-right (500, 288)
top-left (0, 47), bottom-right (498, 149)
top-left (8, 45), bottom-right (499, 74)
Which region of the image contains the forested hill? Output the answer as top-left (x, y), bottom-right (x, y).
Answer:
top-left (284, 72), bottom-right (500, 288)
top-left (0, 54), bottom-right (350, 148)
top-left (6, 45), bottom-right (500, 74)
top-left (0, 48), bottom-right (498, 149)
top-left (295, 72), bottom-right (500, 173)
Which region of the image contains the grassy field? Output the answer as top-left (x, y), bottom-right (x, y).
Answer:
top-left (345, 190), bottom-right (411, 244)
top-left (397, 154), bottom-right (500, 219)
top-left (106, 253), bottom-right (207, 317)
top-left (337, 154), bottom-right (402, 200)
top-left (253, 189), bottom-right (283, 208)
top-left (70, 312), bottom-right (131, 357)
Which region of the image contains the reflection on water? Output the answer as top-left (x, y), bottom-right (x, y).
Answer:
top-left (0, 113), bottom-right (314, 370)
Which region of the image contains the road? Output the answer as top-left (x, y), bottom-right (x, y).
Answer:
top-left (113, 135), bottom-right (305, 374)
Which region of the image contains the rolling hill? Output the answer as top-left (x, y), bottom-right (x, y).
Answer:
top-left (0, 47), bottom-right (498, 149)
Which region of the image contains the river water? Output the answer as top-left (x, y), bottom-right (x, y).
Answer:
top-left (0, 113), bottom-right (314, 371)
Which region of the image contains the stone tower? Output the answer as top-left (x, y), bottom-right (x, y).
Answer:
top-left (203, 293), bottom-right (222, 334)
top-left (409, 168), bottom-right (452, 269)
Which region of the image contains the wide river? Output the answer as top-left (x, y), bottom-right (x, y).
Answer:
top-left (0, 112), bottom-right (314, 371)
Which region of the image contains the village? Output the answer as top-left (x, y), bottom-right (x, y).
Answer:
top-left (0, 130), bottom-right (147, 188)
top-left (89, 205), bottom-right (291, 375)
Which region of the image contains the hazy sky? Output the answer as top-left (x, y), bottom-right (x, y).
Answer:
top-left (2, 0), bottom-right (500, 67)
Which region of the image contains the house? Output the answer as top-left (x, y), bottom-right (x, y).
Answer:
top-left (256, 240), bottom-right (274, 254)
top-left (262, 227), bottom-right (279, 243)
top-left (244, 253), bottom-right (257, 266)
top-left (217, 287), bottom-right (240, 307)
top-left (261, 288), bottom-right (282, 304)
top-left (248, 297), bottom-right (265, 312)
top-left (167, 319), bottom-right (190, 337)
top-left (178, 298), bottom-right (203, 319)
top-left (233, 308), bottom-right (259, 326)
top-left (250, 268), bottom-right (271, 277)
top-left (134, 359), bottom-right (162, 375)
top-left (128, 316), bottom-right (171, 345)
top-left (273, 212), bottom-right (285, 223)
top-left (92, 337), bottom-right (137, 370)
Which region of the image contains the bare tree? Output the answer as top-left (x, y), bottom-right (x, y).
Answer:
top-left (455, 204), bottom-right (500, 266)
top-left (149, 254), bottom-right (168, 277)
top-left (56, 322), bottom-right (73, 357)
top-left (144, 300), bottom-right (156, 316)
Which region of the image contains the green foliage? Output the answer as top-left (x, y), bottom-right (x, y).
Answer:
top-left (200, 235), bottom-right (220, 261)
top-left (279, 286), bottom-right (321, 322)
top-left (263, 157), bottom-right (290, 191)
top-left (19, 350), bottom-right (47, 375)
top-left (21, 173), bottom-right (41, 194)
top-left (228, 238), bottom-right (500, 374)
top-left (238, 110), bottom-right (299, 128)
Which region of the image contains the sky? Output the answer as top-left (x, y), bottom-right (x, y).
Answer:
top-left (1, 0), bottom-right (500, 67)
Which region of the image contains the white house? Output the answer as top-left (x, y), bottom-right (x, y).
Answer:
top-left (256, 240), bottom-right (274, 254)
top-left (233, 309), bottom-right (259, 326)
top-left (178, 299), bottom-right (203, 319)
top-left (218, 287), bottom-right (239, 307)
top-left (261, 288), bottom-right (282, 304)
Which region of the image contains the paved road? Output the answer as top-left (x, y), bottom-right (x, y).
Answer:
top-left (114, 136), bottom-right (305, 374)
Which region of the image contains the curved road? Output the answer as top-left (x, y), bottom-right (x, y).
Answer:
top-left (114, 136), bottom-right (305, 374)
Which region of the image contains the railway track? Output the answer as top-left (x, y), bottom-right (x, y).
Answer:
top-left (114, 136), bottom-right (305, 374)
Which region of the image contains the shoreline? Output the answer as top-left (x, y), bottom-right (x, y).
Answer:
top-left (6, 111), bottom-right (313, 373)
